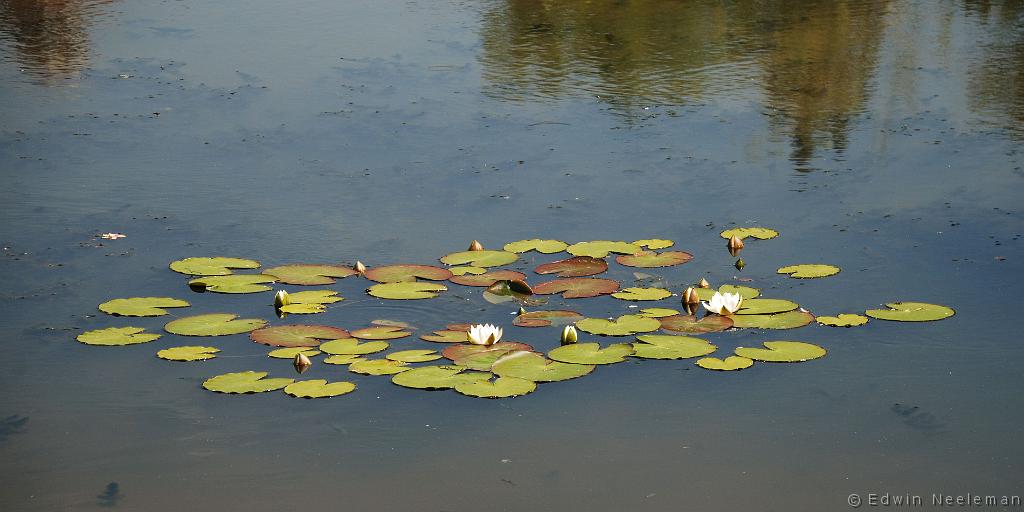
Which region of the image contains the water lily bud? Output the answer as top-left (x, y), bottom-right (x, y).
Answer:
top-left (728, 235), bottom-right (744, 250)
top-left (293, 353), bottom-right (312, 374)
top-left (734, 259), bottom-right (746, 270)
top-left (517, 307), bottom-right (527, 316)
top-left (353, 261), bottom-right (367, 274)
top-left (561, 325), bottom-right (578, 345)
top-left (274, 290), bottom-right (291, 308)
top-left (698, 278), bottom-right (710, 289)
top-left (468, 240), bottom-right (484, 251)
top-left (683, 286), bottom-right (700, 305)
top-left (683, 301), bottom-right (698, 316)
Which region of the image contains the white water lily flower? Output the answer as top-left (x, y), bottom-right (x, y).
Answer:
top-left (468, 323), bottom-right (503, 346)
top-left (702, 291), bottom-right (743, 315)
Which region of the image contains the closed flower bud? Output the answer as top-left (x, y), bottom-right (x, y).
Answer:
top-left (293, 353), bottom-right (312, 373)
top-left (353, 261), bottom-right (367, 274)
top-left (683, 286), bottom-right (700, 304)
top-left (698, 278), bottom-right (711, 289)
top-left (561, 325), bottom-right (578, 345)
top-left (468, 240), bottom-right (484, 251)
top-left (734, 258), bottom-right (746, 270)
top-left (274, 290), bottom-right (291, 309)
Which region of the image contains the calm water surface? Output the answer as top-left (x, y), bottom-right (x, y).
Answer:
top-left (1, 1), bottom-right (1022, 510)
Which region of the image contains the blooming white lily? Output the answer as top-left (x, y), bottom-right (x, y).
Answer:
top-left (468, 323), bottom-right (503, 346)
top-left (702, 291), bottom-right (743, 315)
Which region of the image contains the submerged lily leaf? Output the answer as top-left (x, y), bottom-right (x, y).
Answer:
top-left (503, 239), bottom-right (568, 254)
top-left (817, 314), bottom-right (870, 327)
top-left (611, 287), bottom-right (673, 301)
top-left (189, 275), bottom-right (276, 294)
top-left (492, 351), bottom-right (595, 382)
top-left (735, 341), bottom-right (826, 362)
top-left (367, 282), bottom-right (447, 299)
top-left (284, 380), bottom-right (356, 398)
top-left (263, 264), bottom-right (357, 285)
top-left (632, 335), bottom-right (717, 360)
top-left (278, 303), bottom-right (326, 314)
top-left (638, 308), bottom-right (679, 318)
top-left (442, 342), bottom-right (534, 371)
top-left (364, 264), bottom-right (453, 283)
top-left (548, 343), bottom-right (634, 365)
top-left (632, 239), bottom-right (674, 250)
top-left (99, 297), bottom-right (190, 317)
top-left (659, 314), bottom-right (733, 334)
top-left (391, 366), bottom-right (491, 390)
top-left (165, 314), bottom-right (267, 336)
top-left (449, 266), bottom-right (487, 276)
top-left (250, 325), bottom-right (350, 347)
top-left (169, 257), bottom-right (260, 276)
top-left (267, 347), bottom-right (321, 359)
top-left (77, 326), bottom-right (161, 346)
top-left (736, 299), bottom-right (800, 315)
top-left (387, 350), bottom-right (442, 363)
top-left (319, 338), bottom-right (389, 355)
top-left (696, 356), bottom-right (753, 371)
top-left (157, 346), bottom-right (219, 361)
top-left (202, 371), bottom-right (293, 394)
top-left (323, 354), bottom-right (362, 365)
top-left (440, 250), bottom-right (518, 268)
top-left (729, 310), bottom-right (814, 329)
top-left (576, 315), bottom-right (662, 336)
top-left (777, 264), bottom-right (841, 279)
top-left (454, 376), bottom-right (536, 399)
top-left (533, 278), bottom-right (619, 298)
top-left (566, 241), bottom-right (641, 258)
top-left (719, 227), bottom-right (779, 240)
top-left (513, 310), bottom-right (583, 327)
top-left (534, 256), bottom-right (608, 277)
top-left (615, 251), bottom-right (693, 268)
top-left (864, 302), bottom-right (955, 322)
top-left (450, 270), bottom-right (528, 287)
top-left (287, 290), bottom-right (343, 304)
top-left (349, 358), bottom-right (410, 375)
top-left (694, 285), bottom-right (761, 301)
top-left (350, 326), bottom-right (412, 340)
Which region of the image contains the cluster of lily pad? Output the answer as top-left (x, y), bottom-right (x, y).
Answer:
top-left (76, 228), bottom-right (956, 399)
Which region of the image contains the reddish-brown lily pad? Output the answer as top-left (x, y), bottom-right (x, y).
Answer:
top-left (534, 256), bottom-right (608, 277)
top-left (262, 264), bottom-right (357, 285)
top-left (615, 251), bottom-right (693, 268)
top-left (533, 278), bottom-right (619, 299)
top-left (659, 314), bottom-right (733, 334)
top-left (450, 270), bottom-right (528, 287)
top-left (442, 342), bottom-right (534, 371)
top-left (350, 326), bottom-right (412, 340)
top-left (420, 330), bottom-right (470, 343)
top-left (250, 325), bottom-right (350, 347)
top-left (513, 310), bottom-right (584, 327)
top-left (364, 264), bottom-right (453, 283)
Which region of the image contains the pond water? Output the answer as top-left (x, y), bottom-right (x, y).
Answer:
top-left (1, 0), bottom-right (1022, 510)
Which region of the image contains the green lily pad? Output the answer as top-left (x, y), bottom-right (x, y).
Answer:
top-left (287, 290), bottom-right (343, 304)
top-left (350, 326), bottom-right (412, 340)
top-left (492, 351), bottom-right (595, 382)
top-left (364, 264), bottom-right (453, 283)
top-left (77, 326), bottom-right (161, 346)
top-left (548, 343), bottom-right (634, 365)
top-left (284, 380), bottom-right (356, 398)
top-left (262, 264), bottom-right (357, 285)
top-left (440, 250), bottom-right (518, 268)
top-left (450, 270), bottom-right (528, 287)
top-left (454, 376), bottom-right (537, 399)
top-left (615, 251), bottom-right (693, 268)
top-left (513, 310), bottom-right (583, 327)
top-left (449, 266), bottom-right (487, 276)
top-left (659, 314), bottom-right (733, 334)
top-left (367, 282), bottom-right (447, 299)
top-left (420, 329), bottom-right (471, 343)
top-left (632, 239), bottom-right (674, 250)
top-left (729, 310), bottom-right (814, 329)
top-left (566, 241), bottom-right (641, 258)
top-left (165, 314), bottom-right (267, 336)
top-left (169, 257), bottom-right (260, 276)
top-left (534, 256), bottom-right (608, 277)
top-left (387, 350), bottom-right (442, 363)
top-left (777, 264), bottom-right (840, 279)
top-left (533, 278), bottom-right (619, 299)
top-left (319, 338), bottom-right (389, 355)
top-left (250, 325), bottom-right (350, 347)
top-left (188, 275), bottom-right (276, 294)
top-left (349, 358), bottom-right (411, 375)
top-left (157, 346), bottom-right (220, 361)
top-left (576, 315), bottom-right (662, 336)
top-left (696, 356), bottom-right (753, 371)
top-left (202, 371), bottom-right (293, 394)
top-left (865, 302), bottom-right (955, 322)
top-left (632, 335), bottom-right (717, 360)
top-left (638, 308), bottom-right (679, 318)
top-left (694, 285), bottom-right (761, 301)
top-left (503, 239), bottom-right (568, 254)
top-left (719, 227), bottom-right (779, 240)
top-left (267, 347), bottom-right (321, 359)
top-left (278, 303), bottom-right (326, 314)
top-left (817, 314), bottom-right (870, 327)
top-left (735, 341), bottom-right (826, 362)
top-left (737, 299), bottom-right (799, 315)
top-left (442, 342), bottom-right (534, 371)
top-left (99, 297), bottom-right (190, 317)
top-left (612, 287), bottom-right (673, 301)
top-left (391, 366), bottom-right (492, 390)
top-left (323, 354), bottom-right (362, 365)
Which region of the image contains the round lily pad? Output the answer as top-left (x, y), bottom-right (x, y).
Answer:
top-left (638, 308), bottom-right (679, 318)
top-left (278, 303), bottom-right (326, 314)
top-left (367, 282), bottom-right (447, 299)
top-left (99, 297), bottom-right (190, 317)
top-left (817, 314), bottom-right (869, 327)
top-left (694, 285), bottom-right (760, 301)
top-left (440, 250), bottom-right (518, 268)
top-left (442, 342), bottom-right (534, 370)
top-left (166, 314), bottom-right (267, 336)
top-left (719, 227), bottom-right (779, 240)
top-left (566, 241), bottom-right (641, 258)
top-left (503, 239), bottom-right (568, 254)
top-left (449, 266), bottom-right (487, 276)
top-left (350, 326), bottom-right (412, 340)
top-left (263, 264), bottom-right (357, 285)
top-left (612, 287), bottom-right (673, 301)
top-left (387, 350), bottom-right (442, 363)
top-left (349, 359), bottom-right (410, 375)
top-left (615, 251), bottom-right (693, 268)
top-left (737, 299), bottom-right (799, 315)
top-left (576, 315), bottom-right (662, 336)
top-left (364, 264), bottom-right (453, 283)
top-left (202, 371), bottom-right (293, 394)
top-left (659, 314), bottom-right (733, 334)
top-left (188, 275), bottom-right (276, 294)
top-left (267, 347), bottom-right (321, 359)
top-left (391, 366), bottom-right (492, 390)
top-left (513, 310), bottom-right (583, 327)
top-left (287, 290), bottom-right (343, 304)
top-left (534, 256), bottom-right (608, 277)
top-left (454, 376), bottom-right (536, 399)
top-left (284, 380), bottom-right (356, 398)
top-left (632, 335), bottom-right (717, 360)
top-left (450, 270), bottom-right (528, 287)
top-left (548, 343), bottom-right (634, 365)
top-left (533, 278), bottom-right (619, 298)
top-left (632, 239), bottom-right (674, 250)
top-left (169, 257), bottom-right (260, 276)
top-left (319, 338), bottom-right (389, 355)
top-left (77, 326), bottom-right (161, 346)
top-left (492, 351), bottom-right (595, 382)
top-left (250, 325), bottom-right (350, 347)
top-left (735, 341), bottom-right (826, 362)
top-left (323, 354), bottom-right (362, 365)
top-left (777, 264), bottom-right (840, 279)
top-left (420, 330), bottom-right (471, 343)
top-left (729, 310), bottom-right (814, 330)
top-left (157, 346), bottom-right (219, 361)
top-left (864, 302), bottom-right (955, 322)
top-left (696, 356), bottom-right (753, 371)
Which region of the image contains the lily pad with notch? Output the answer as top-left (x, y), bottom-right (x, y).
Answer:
top-left (450, 270), bottom-right (528, 287)
top-left (548, 343), bottom-right (634, 365)
top-left (696, 356), bottom-right (753, 371)
top-left (817, 314), bottom-right (869, 327)
top-left (777, 264), bottom-right (840, 279)
top-left (364, 264), bottom-right (453, 283)
top-left (513, 310), bottom-right (583, 327)
top-left (719, 227), bottom-right (779, 240)
top-left (566, 241), bottom-right (641, 258)
top-left (492, 351), bottom-right (594, 382)
top-left (157, 346), bottom-right (220, 361)
top-left (864, 302), bottom-right (955, 322)
top-left (350, 326), bottom-right (412, 340)
top-left (165, 314), bottom-right (267, 337)
top-left (263, 264), bottom-right (357, 285)
top-left (284, 380), bottom-right (356, 398)
top-left (250, 325), bottom-right (350, 347)
top-left (638, 308), bottom-right (679, 318)
top-left (632, 239), bottom-right (674, 250)
top-left (503, 239), bottom-right (568, 254)
top-left (734, 341), bottom-right (826, 362)
top-left (694, 285), bottom-right (761, 301)
top-left (99, 297), bottom-right (190, 317)
top-left (391, 366), bottom-right (492, 390)
top-left (659, 314), bottom-right (733, 334)
top-left (77, 326), bottom-right (161, 346)
top-left (202, 371), bottom-right (293, 394)
top-left (736, 299), bottom-right (799, 315)
top-left (319, 338), bottom-right (389, 355)
top-left (387, 350), bottom-right (442, 363)
top-left (612, 287), bottom-right (673, 301)
top-left (533, 278), bottom-right (619, 299)
top-left (267, 347), bottom-right (321, 359)
top-left (632, 335), bottom-right (717, 360)
top-left (169, 257), bottom-right (260, 276)
top-left (188, 275), bottom-right (276, 294)
top-left (454, 376), bottom-right (537, 399)
top-left (349, 359), bottom-right (410, 375)
top-left (729, 310), bottom-right (814, 330)
top-left (615, 250), bottom-right (693, 268)
top-left (442, 342), bottom-right (534, 371)
top-left (440, 250), bottom-right (518, 268)
top-left (367, 282), bottom-right (447, 300)
top-left (534, 256), bottom-right (608, 277)
top-left (576, 315), bottom-right (662, 336)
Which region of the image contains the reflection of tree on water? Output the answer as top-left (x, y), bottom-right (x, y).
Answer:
top-left (961, 0), bottom-right (1024, 136)
top-left (0, 0), bottom-right (113, 82)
